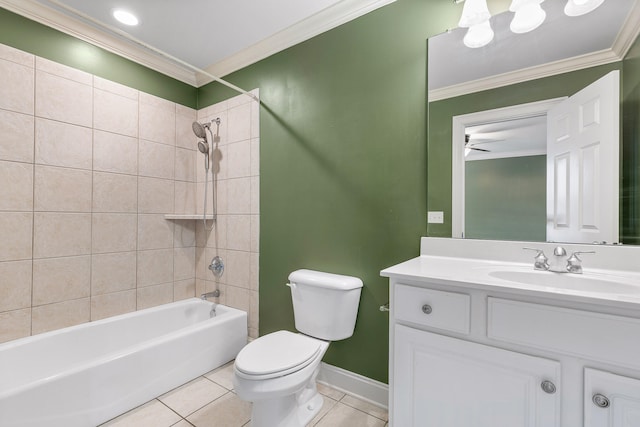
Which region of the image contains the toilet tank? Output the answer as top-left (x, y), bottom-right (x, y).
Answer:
top-left (287, 269), bottom-right (363, 341)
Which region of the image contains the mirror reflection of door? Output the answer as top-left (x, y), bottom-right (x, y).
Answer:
top-left (458, 71), bottom-right (619, 243)
top-left (547, 70), bottom-right (620, 244)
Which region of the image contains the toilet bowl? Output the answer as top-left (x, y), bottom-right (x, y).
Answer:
top-left (233, 269), bottom-right (363, 427)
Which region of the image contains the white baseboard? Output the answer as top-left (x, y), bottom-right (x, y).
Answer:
top-left (317, 362), bottom-right (389, 409)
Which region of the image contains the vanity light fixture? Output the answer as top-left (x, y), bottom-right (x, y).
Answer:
top-left (564, 0), bottom-right (605, 17)
top-left (458, 0), bottom-right (494, 48)
top-left (113, 9), bottom-right (139, 26)
top-left (509, 0), bottom-right (546, 34)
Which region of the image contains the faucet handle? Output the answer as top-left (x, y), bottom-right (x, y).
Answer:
top-left (566, 251), bottom-right (596, 274)
top-left (523, 248), bottom-right (549, 271)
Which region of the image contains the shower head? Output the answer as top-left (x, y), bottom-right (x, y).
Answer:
top-left (192, 121), bottom-right (209, 139)
top-left (198, 140), bottom-right (209, 154)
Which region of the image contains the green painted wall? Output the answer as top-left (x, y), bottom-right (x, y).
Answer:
top-left (0, 7), bottom-right (197, 108)
top-left (427, 63), bottom-right (623, 239)
top-left (465, 155), bottom-right (546, 241)
top-left (622, 33), bottom-right (640, 244)
top-left (197, 0), bottom-right (485, 384)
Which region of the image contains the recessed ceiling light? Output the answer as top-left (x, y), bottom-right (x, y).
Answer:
top-left (113, 9), bottom-right (139, 26)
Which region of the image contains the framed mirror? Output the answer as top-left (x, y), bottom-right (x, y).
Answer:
top-left (426, 0), bottom-right (640, 244)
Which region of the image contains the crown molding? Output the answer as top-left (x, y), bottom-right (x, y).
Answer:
top-left (198, 0), bottom-right (397, 85)
top-left (429, 1), bottom-right (640, 102)
top-left (1, 0), bottom-right (396, 88)
top-left (0, 0), bottom-right (198, 85)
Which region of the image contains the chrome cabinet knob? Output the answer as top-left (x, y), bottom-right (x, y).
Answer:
top-left (541, 380), bottom-right (556, 394)
top-left (422, 304), bottom-right (432, 314)
top-left (592, 394), bottom-right (610, 408)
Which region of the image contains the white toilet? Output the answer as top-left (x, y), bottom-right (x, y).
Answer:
top-left (233, 269), bottom-right (363, 427)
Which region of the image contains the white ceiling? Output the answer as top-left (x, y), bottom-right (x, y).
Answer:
top-left (465, 116), bottom-right (547, 161)
top-left (0, 0), bottom-right (395, 86)
top-left (429, 0), bottom-right (639, 100)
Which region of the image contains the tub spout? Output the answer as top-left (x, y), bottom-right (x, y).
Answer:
top-left (201, 290), bottom-right (221, 300)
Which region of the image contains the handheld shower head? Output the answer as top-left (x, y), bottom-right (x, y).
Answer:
top-left (192, 121), bottom-right (209, 139)
top-left (198, 140), bottom-right (209, 154)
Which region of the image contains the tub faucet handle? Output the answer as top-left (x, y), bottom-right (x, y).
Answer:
top-left (566, 251), bottom-right (596, 274)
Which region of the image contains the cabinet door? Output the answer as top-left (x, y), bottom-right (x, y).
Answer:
top-left (585, 368), bottom-right (640, 427)
top-left (393, 325), bottom-right (561, 427)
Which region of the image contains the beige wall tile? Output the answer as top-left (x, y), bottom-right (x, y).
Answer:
top-left (92, 251), bottom-right (137, 295)
top-left (90, 290), bottom-right (136, 321)
top-left (137, 282), bottom-right (173, 309)
top-left (174, 220), bottom-right (196, 248)
top-left (0, 109), bottom-right (34, 163)
top-left (227, 178), bottom-right (251, 214)
top-left (137, 248), bottom-right (173, 287)
top-left (36, 57), bottom-right (92, 85)
top-left (35, 70), bottom-right (92, 127)
top-left (226, 140), bottom-right (251, 179)
top-left (227, 102), bottom-right (251, 144)
top-left (250, 95), bottom-right (259, 139)
top-left (92, 213), bottom-right (137, 254)
top-left (0, 212), bottom-right (33, 261)
top-left (0, 161), bottom-right (33, 211)
top-left (174, 181), bottom-right (196, 215)
top-left (174, 247), bottom-right (196, 281)
top-left (0, 308), bottom-right (31, 344)
top-left (0, 43), bottom-right (34, 67)
top-left (139, 93), bottom-right (175, 146)
top-left (31, 298), bottom-right (90, 335)
top-left (35, 118), bottom-right (93, 169)
top-left (92, 172), bottom-right (137, 213)
top-left (175, 147), bottom-right (195, 182)
top-left (34, 165), bottom-right (92, 212)
top-left (225, 250), bottom-right (250, 289)
top-left (196, 181), bottom-right (217, 215)
top-left (250, 215), bottom-right (259, 253)
top-left (93, 76), bottom-right (138, 100)
top-left (249, 289), bottom-right (259, 331)
top-left (173, 279), bottom-right (196, 301)
top-left (138, 177), bottom-right (174, 214)
top-left (196, 150), bottom-right (211, 183)
top-left (224, 284), bottom-right (250, 314)
top-left (32, 255), bottom-right (91, 306)
top-left (138, 214), bottom-right (174, 250)
top-left (0, 260), bottom-right (32, 312)
top-left (250, 176), bottom-right (259, 215)
top-left (250, 252), bottom-right (259, 292)
top-left (33, 213), bottom-right (91, 258)
top-left (94, 88), bottom-right (138, 137)
top-left (0, 58), bottom-right (34, 114)
top-left (250, 138), bottom-right (260, 177)
top-left (93, 130), bottom-right (138, 175)
top-left (139, 139), bottom-right (175, 179)
top-left (176, 106), bottom-right (197, 150)
top-left (226, 215), bottom-right (251, 251)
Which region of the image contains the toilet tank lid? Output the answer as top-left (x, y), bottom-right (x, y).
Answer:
top-left (288, 269), bottom-right (363, 290)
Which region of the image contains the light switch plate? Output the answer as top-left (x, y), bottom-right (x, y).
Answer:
top-left (428, 211), bottom-right (444, 224)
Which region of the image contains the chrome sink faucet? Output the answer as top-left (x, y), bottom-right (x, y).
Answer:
top-left (523, 246), bottom-right (595, 274)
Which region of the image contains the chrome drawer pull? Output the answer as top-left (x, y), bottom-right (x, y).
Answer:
top-left (540, 380), bottom-right (556, 394)
top-left (422, 304), bottom-right (432, 315)
top-left (592, 394), bottom-right (610, 408)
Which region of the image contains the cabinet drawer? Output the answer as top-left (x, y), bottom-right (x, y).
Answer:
top-left (488, 298), bottom-right (640, 370)
top-left (395, 284), bottom-right (470, 334)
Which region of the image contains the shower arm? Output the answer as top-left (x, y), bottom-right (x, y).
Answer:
top-left (42, 0), bottom-right (258, 102)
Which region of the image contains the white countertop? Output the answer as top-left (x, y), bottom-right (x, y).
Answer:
top-left (381, 238), bottom-right (640, 309)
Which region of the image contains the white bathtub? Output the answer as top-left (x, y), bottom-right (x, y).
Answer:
top-left (0, 298), bottom-right (247, 427)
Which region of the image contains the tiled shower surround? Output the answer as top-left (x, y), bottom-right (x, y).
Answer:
top-left (0, 42), bottom-right (259, 343)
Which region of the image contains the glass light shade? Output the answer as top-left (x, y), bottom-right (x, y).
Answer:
top-left (564, 0), bottom-right (605, 17)
top-left (510, 3), bottom-right (546, 33)
top-left (113, 9), bottom-right (139, 26)
top-left (509, 0), bottom-right (544, 12)
top-left (463, 20), bottom-right (495, 48)
top-left (458, 0), bottom-right (491, 28)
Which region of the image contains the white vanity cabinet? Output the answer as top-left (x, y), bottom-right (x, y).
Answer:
top-left (385, 277), bottom-right (640, 427)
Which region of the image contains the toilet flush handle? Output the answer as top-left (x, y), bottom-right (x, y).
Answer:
top-left (285, 282), bottom-right (296, 289)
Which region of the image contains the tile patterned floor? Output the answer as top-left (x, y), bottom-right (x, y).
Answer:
top-left (99, 362), bottom-right (389, 427)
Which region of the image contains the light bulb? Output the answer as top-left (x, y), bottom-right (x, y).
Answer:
top-left (510, 2), bottom-right (546, 33)
top-left (458, 0), bottom-right (491, 28)
top-left (564, 0), bottom-right (605, 17)
top-left (113, 9), bottom-right (139, 26)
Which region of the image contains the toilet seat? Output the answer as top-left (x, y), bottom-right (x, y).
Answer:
top-left (235, 331), bottom-right (323, 380)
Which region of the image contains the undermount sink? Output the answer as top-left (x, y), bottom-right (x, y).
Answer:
top-left (488, 269), bottom-right (640, 295)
